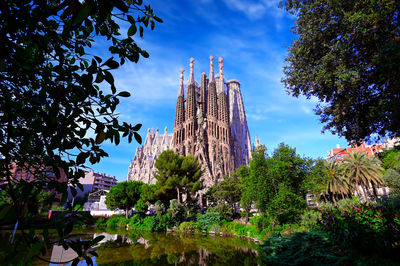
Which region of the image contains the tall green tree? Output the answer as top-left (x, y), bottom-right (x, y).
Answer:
top-left (105, 181), bottom-right (143, 219)
top-left (342, 151), bottom-right (384, 201)
top-left (282, 0), bottom-right (400, 141)
top-left (154, 150), bottom-right (203, 204)
top-left (248, 146), bottom-right (270, 213)
top-left (237, 165), bottom-right (252, 221)
top-left (208, 174), bottom-right (241, 216)
top-left (0, 0), bottom-right (161, 263)
top-left (265, 144), bottom-right (310, 222)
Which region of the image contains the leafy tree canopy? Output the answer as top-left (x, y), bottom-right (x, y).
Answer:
top-left (154, 150), bottom-right (203, 204)
top-left (207, 174), bottom-right (241, 216)
top-left (0, 0), bottom-right (161, 263)
top-left (105, 181), bottom-right (144, 219)
top-left (282, 0), bottom-right (400, 141)
top-left (242, 144), bottom-right (311, 223)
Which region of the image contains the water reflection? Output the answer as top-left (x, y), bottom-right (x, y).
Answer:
top-left (42, 230), bottom-right (260, 265)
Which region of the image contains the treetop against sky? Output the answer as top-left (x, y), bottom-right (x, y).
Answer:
top-left (91, 0), bottom-right (352, 181)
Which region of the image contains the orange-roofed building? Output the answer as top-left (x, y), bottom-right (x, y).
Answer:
top-left (327, 141), bottom-right (384, 160)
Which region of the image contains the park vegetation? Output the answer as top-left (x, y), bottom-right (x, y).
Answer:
top-left (97, 144), bottom-right (400, 264)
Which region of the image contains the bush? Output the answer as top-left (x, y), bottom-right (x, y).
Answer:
top-left (220, 222), bottom-right (247, 236)
top-left (106, 217), bottom-right (128, 228)
top-left (197, 212), bottom-right (223, 232)
top-left (261, 231), bottom-right (344, 265)
top-left (300, 209), bottom-right (321, 229)
top-left (168, 199), bottom-right (184, 220)
top-left (128, 214), bottom-right (142, 228)
top-left (154, 200), bottom-right (165, 215)
top-left (178, 221), bottom-right (199, 233)
top-left (206, 204), bottom-right (233, 221)
top-left (95, 218), bottom-right (107, 227)
top-left (249, 215), bottom-right (272, 231)
top-left (129, 214), bottom-right (173, 232)
top-left (318, 197), bottom-right (361, 212)
top-left (319, 202), bottom-right (400, 261)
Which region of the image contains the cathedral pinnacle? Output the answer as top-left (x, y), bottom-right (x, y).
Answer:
top-left (218, 57), bottom-right (224, 93)
top-left (209, 56), bottom-right (215, 82)
top-left (178, 68), bottom-right (185, 96)
top-left (188, 58), bottom-right (195, 85)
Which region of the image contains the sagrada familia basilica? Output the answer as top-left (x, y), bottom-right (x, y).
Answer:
top-left (127, 56), bottom-right (252, 189)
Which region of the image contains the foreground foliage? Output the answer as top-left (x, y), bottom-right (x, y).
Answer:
top-left (282, 0), bottom-right (400, 141)
top-left (0, 0), bottom-right (161, 264)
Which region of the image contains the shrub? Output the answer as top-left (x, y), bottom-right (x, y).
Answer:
top-left (154, 200), bottom-right (165, 215)
top-left (319, 202), bottom-right (400, 260)
top-left (134, 199), bottom-right (148, 214)
top-left (197, 212), bottom-right (223, 232)
top-left (318, 197), bottom-right (361, 212)
top-left (261, 231), bottom-right (344, 265)
top-left (106, 217), bottom-right (128, 228)
top-left (206, 204), bottom-right (233, 221)
top-left (300, 209), bottom-right (321, 229)
top-left (249, 214), bottom-right (272, 232)
top-left (128, 214), bottom-right (142, 228)
top-left (178, 221), bottom-right (199, 233)
top-left (95, 218), bottom-right (107, 227)
top-left (168, 199), bottom-right (184, 219)
top-left (220, 222), bottom-right (248, 236)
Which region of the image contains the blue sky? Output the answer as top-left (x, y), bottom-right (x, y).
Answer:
top-left (90, 0), bottom-right (349, 181)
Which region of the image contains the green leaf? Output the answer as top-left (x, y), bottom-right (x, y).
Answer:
top-left (104, 58), bottom-right (119, 69)
top-left (128, 23), bottom-right (137, 36)
top-left (127, 15), bottom-right (135, 24)
top-left (94, 56), bottom-right (102, 63)
top-left (95, 131), bottom-right (106, 144)
top-left (154, 16), bottom-right (163, 23)
top-left (76, 152), bottom-right (88, 165)
top-left (117, 91), bottom-right (130, 97)
top-left (64, 222), bottom-right (73, 236)
top-left (112, 0), bottom-right (129, 12)
top-left (72, 257), bottom-right (80, 266)
top-left (132, 123), bottom-right (142, 131)
top-left (134, 132), bottom-right (142, 144)
top-left (140, 26), bottom-right (144, 37)
top-left (70, 186), bottom-right (77, 197)
top-left (114, 131), bottom-right (120, 145)
top-left (73, 4), bottom-right (91, 27)
top-left (141, 50), bottom-right (149, 58)
top-left (95, 72), bottom-right (104, 83)
top-left (0, 205), bottom-right (11, 220)
top-left (91, 235), bottom-right (105, 245)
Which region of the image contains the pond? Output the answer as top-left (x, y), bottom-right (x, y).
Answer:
top-left (33, 230), bottom-right (261, 265)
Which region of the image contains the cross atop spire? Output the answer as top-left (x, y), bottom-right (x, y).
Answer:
top-left (188, 58), bottom-right (195, 85)
top-left (178, 68), bottom-right (185, 96)
top-left (209, 55), bottom-right (215, 82)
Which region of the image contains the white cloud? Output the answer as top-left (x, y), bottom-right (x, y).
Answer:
top-left (301, 105), bottom-right (312, 114)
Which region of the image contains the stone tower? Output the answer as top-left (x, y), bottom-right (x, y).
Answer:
top-left (173, 57), bottom-right (251, 189)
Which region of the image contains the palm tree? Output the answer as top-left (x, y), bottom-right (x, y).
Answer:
top-left (324, 160), bottom-right (351, 202)
top-left (341, 151), bottom-right (384, 201)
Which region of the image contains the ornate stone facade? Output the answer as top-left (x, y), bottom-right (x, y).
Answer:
top-left (127, 127), bottom-right (173, 184)
top-left (173, 57), bottom-right (251, 188)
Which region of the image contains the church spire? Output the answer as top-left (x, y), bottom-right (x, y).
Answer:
top-left (188, 58), bottom-right (195, 85)
top-left (218, 57), bottom-right (224, 93)
top-left (178, 68), bottom-right (184, 96)
top-left (209, 56), bottom-right (215, 82)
